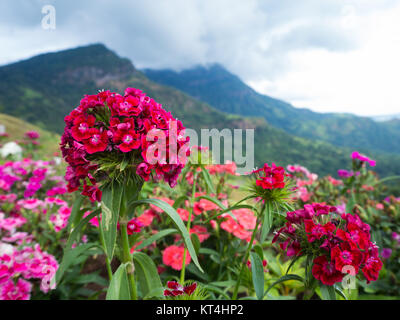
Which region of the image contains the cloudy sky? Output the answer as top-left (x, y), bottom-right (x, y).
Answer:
top-left (1, 0), bottom-right (400, 116)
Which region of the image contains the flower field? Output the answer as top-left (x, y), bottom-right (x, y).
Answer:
top-left (0, 88), bottom-right (399, 300)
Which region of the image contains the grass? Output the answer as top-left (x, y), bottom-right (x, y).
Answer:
top-left (0, 113), bottom-right (60, 159)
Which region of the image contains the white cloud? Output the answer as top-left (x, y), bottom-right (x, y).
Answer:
top-left (1, 0), bottom-right (399, 116)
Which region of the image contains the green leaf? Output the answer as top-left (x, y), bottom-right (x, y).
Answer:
top-left (334, 286), bottom-right (348, 300)
top-left (56, 243), bottom-right (98, 284)
top-left (56, 209), bottom-right (100, 283)
top-left (250, 252), bottom-right (265, 300)
top-left (346, 191), bottom-right (356, 213)
top-left (132, 252), bottom-right (163, 298)
top-left (285, 255), bottom-right (303, 275)
top-left (173, 195), bottom-right (188, 209)
top-left (201, 166), bottom-right (216, 194)
top-left (129, 198), bottom-right (203, 272)
top-left (106, 263), bottom-right (131, 300)
top-left (253, 245), bottom-right (264, 261)
top-left (263, 274), bottom-right (304, 298)
top-left (260, 202), bottom-right (273, 243)
top-left (191, 233), bottom-right (201, 255)
top-left (100, 181), bottom-right (124, 260)
top-left (68, 194), bottom-right (84, 232)
top-left (320, 284), bottom-right (336, 300)
top-left (135, 229), bottom-right (178, 251)
top-left (202, 204), bottom-right (253, 223)
top-left (195, 195), bottom-right (239, 223)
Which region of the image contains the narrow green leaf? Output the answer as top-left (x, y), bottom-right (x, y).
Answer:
top-left (135, 228), bottom-right (178, 251)
top-left (196, 195), bottom-right (239, 223)
top-left (334, 286), bottom-right (348, 300)
top-left (173, 195), bottom-right (188, 209)
top-left (106, 263), bottom-right (131, 300)
top-left (201, 166), bottom-right (216, 194)
top-left (263, 274), bottom-right (304, 298)
top-left (254, 245), bottom-right (264, 261)
top-left (100, 182), bottom-right (123, 260)
top-left (56, 243), bottom-right (98, 284)
top-left (130, 198), bottom-right (203, 272)
top-left (250, 252), bottom-right (265, 300)
top-left (191, 233), bottom-right (201, 255)
top-left (56, 209), bottom-right (100, 283)
top-left (202, 204), bottom-right (253, 223)
top-left (68, 194), bottom-right (84, 232)
top-left (320, 284), bottom-right (336, 300)
top-left (260, 202), bottom-right (273, 242)
top-left (132, 252), bottom-right (163, 298)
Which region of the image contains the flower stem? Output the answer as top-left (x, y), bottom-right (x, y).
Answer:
top-left (180, 171), bottom-right (198, 284)
top-left (120, 221), bottom-right (137, 300)
top-left (99, 229), bottom-right (113, 281)
top-left (232, 201), bottom-right (266, 300)
top-left (232, 216), bottom-right (261, 300)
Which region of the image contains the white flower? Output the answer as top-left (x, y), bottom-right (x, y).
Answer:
top-left (53, 157), bottom-right (62, 165)
top-left (0, 242), bottom-right (14, 256)
top-left (0, 141), bottom-right (23, 158)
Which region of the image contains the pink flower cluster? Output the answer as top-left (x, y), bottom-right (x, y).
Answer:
top-left (351, 151), bottom-right (376, 167)
top-left (273, 203), bottom-right (382, 285)
top-left (61, 88), bottom-right (190, 202)
top-left (220, 208), bottom-right (257, 242)
top-left (206, 161), bottom-right (237, 175)
top-left (287, 164), bottom-right (318, 202)
top-left (0, 159), bottom-right (66, 199)
top-left (0, 244), bottom-right (58, 300)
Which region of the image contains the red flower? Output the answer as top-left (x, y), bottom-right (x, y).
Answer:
top-left (190, 225), bottom-right (210, 242)
top-left (71, 115), bottom-right (96, 141)
top-left (162, 245), bottom-right (191, 271)
top-left (81, 183), bottom-right (102, 202)
top-left (163, 281), bottom-right (197, 297)
top-left (362, 255), bottom-right (383, 283)
top-left (304, 220), bottom-right (336, 242)
top-left (331, 243), bottom-right (363, 274)
top-left (82, 129), bottom-right (108, 154)
top-left (312, 255), bottom-right (343, 285)
top-left (126, 218), bottom-right (143, 235)
top-left (115, 130), bottom-right (141, 153)
top-left (253, 163), bottom-right (286, 189)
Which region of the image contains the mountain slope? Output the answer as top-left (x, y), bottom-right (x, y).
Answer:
top-left (0, 113), bottom-right (60, 158)
top-left (0, 44), bottom-right (398, 177)
top-left (143, 64), bottom-right (400, 154)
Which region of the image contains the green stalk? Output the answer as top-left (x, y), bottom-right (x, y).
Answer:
top-left (180, 171), bottom-right (198, 284)
top-left (232, 201), bottom-right (266, 300)
top-left (120, 221), bottom-right (137, 300)
top-left (231, 216), bottom-right (261, 300)
top-left (99, 228), bottom-right (113, 281)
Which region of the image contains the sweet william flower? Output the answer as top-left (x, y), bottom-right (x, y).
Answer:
top-left (61, 88), bottom-right (189, 202)
top-left (312, 255), bottom-right (343, 286)
top-left (82, 128), bottom-right (108, 154)
top-left (162, 245), bottom-right (191, 271)
top-left (163, 281), bottom-right (197, 297)
top-left (71, 115), bottom-right (96, 141)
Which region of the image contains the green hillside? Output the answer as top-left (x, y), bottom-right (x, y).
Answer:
top-left (0, 113), bottom-right (60, 158)
top-left (0, 44), bottom-right (398, 177)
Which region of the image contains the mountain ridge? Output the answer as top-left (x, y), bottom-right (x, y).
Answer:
top-left (0, 43), bottom-right (399, 177)
top-left (143, 64), bottom-right (400, 154)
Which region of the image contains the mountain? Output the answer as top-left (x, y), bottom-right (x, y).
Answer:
top-left (143, 64), bottom-right (400, 155)
top-left (372, 113), bottom-right (400, 122)
top-left (0, 44), bottom-right (398, 177)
